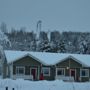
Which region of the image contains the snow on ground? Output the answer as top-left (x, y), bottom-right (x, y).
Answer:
top-left (0, 79), bottom-right (90, 90)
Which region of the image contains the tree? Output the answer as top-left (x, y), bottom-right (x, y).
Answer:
top-left (58, 40), bottom-right (66, 53)
top-left (0, 45), bottom-right (6, 61)
top-left (36, 31), bottom-right (50, 52)
top-left (0, 22), bottom-right (7, 33)
top-left (20, 27), bottom-right (26, 34)
top-left (0, 30), bottom-right (11, 49)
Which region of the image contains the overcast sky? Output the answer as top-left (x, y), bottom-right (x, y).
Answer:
top-left (0, 0), bottom-right (90, 32)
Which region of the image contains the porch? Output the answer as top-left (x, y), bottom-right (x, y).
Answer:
top-left (10, 65), bottom-right (41, 80)
top-left (13, 75), bottom-right (33, 80)
top-left (55, 68), bottom-right (77, 82)
top-left (55, 76), bottom-right (74, 82)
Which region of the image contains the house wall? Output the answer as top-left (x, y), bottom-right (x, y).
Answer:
top-left (80, 67), bottom-right (90, 82)
top-left (11, 56), bottom-right (56, 80)
top-left (7, 56), bottom-right (90, 82)
top-left (42, 65), bottom-right (55, 80)
top-left (0, 59), bottom-right (7, 79)
top-left (0, 60), bottom-right (3, 78)
top-left (3, 62), bottom-right (7, 78)
top-left (55, 58), bottom-right (84, 81)
top-left (12, 56), bottom-right (41, 80)
top-left (13, 56), bottom-right (41, 66)
top-left (8, 63), bottom-right (13, 78)
top-left (56, 58), bottom-right (82, 68)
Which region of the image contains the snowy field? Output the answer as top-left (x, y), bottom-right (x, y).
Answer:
top-left (0, 79), bottom-right (90, 90)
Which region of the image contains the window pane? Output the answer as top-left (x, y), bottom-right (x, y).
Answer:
top-left (16, 67), bottom-right (24, 75)
top-left (57, 70), bottom-right (62, 75)
top-left (42, 68), bottom-right (50, 76)
top-left (19, 68), bottom-right (24, 74)
top-left (82, 70), bottom-right (85, 76)
top-left (44, 69), bottom-right (49, 74)
top-left (81, 69), bottom-right (89, 77)
top-left (57, 69), bottom-right (64, 75)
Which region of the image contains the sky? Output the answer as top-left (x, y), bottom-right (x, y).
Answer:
top-left (0, 0), bottom-right (90, 32)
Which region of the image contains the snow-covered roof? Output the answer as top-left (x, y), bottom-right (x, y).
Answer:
top-left (4, 50), bottom-right (90, 66)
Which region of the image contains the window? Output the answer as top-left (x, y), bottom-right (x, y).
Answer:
top-left (42, 67), bottom-right (50, 76)
top-left (80, 69), bottom-right (89, 77)
top-left (16, 66), bottom-right (25, 75)
top-left (56, 68), bottom-right (65, 76)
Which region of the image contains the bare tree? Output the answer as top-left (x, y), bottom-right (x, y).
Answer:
top-left (0, 22), bottom-right (7, 33)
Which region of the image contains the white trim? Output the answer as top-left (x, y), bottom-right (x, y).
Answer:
top-left (9, 63), bottom-right (13, 78)
top-left (16, 66), bottom-right (25, 75)
top-left (42, 67), bottom-right (50, 76)
top-left (56, 68), bottom-right (65, 76)
top-left (80, 69), bottom-right (89, 77)
top-left (70, 69), bottom-right (76, 80)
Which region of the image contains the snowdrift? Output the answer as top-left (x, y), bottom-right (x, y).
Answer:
top-left (0, 79), bottom-right (90, 90)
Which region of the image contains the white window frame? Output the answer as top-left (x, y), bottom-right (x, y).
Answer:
top-left (42, 67), bottom-right (50, 76)
top-left (16, 66), bottom-right (25, 75)
top-left (56, 68), bottom-right (65, 76)
top-left (80, 69), bottom-right (89, 77)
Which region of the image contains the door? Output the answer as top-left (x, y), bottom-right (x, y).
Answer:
top-left (70, 69), bottom-right (76, 80)
top-left (30, 68), bottom-right (37, 80)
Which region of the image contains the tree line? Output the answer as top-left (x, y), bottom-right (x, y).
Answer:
top-left (5, 30), bottom-right (90, 54)
top-left (0, 22), bottom-right (90, 54)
